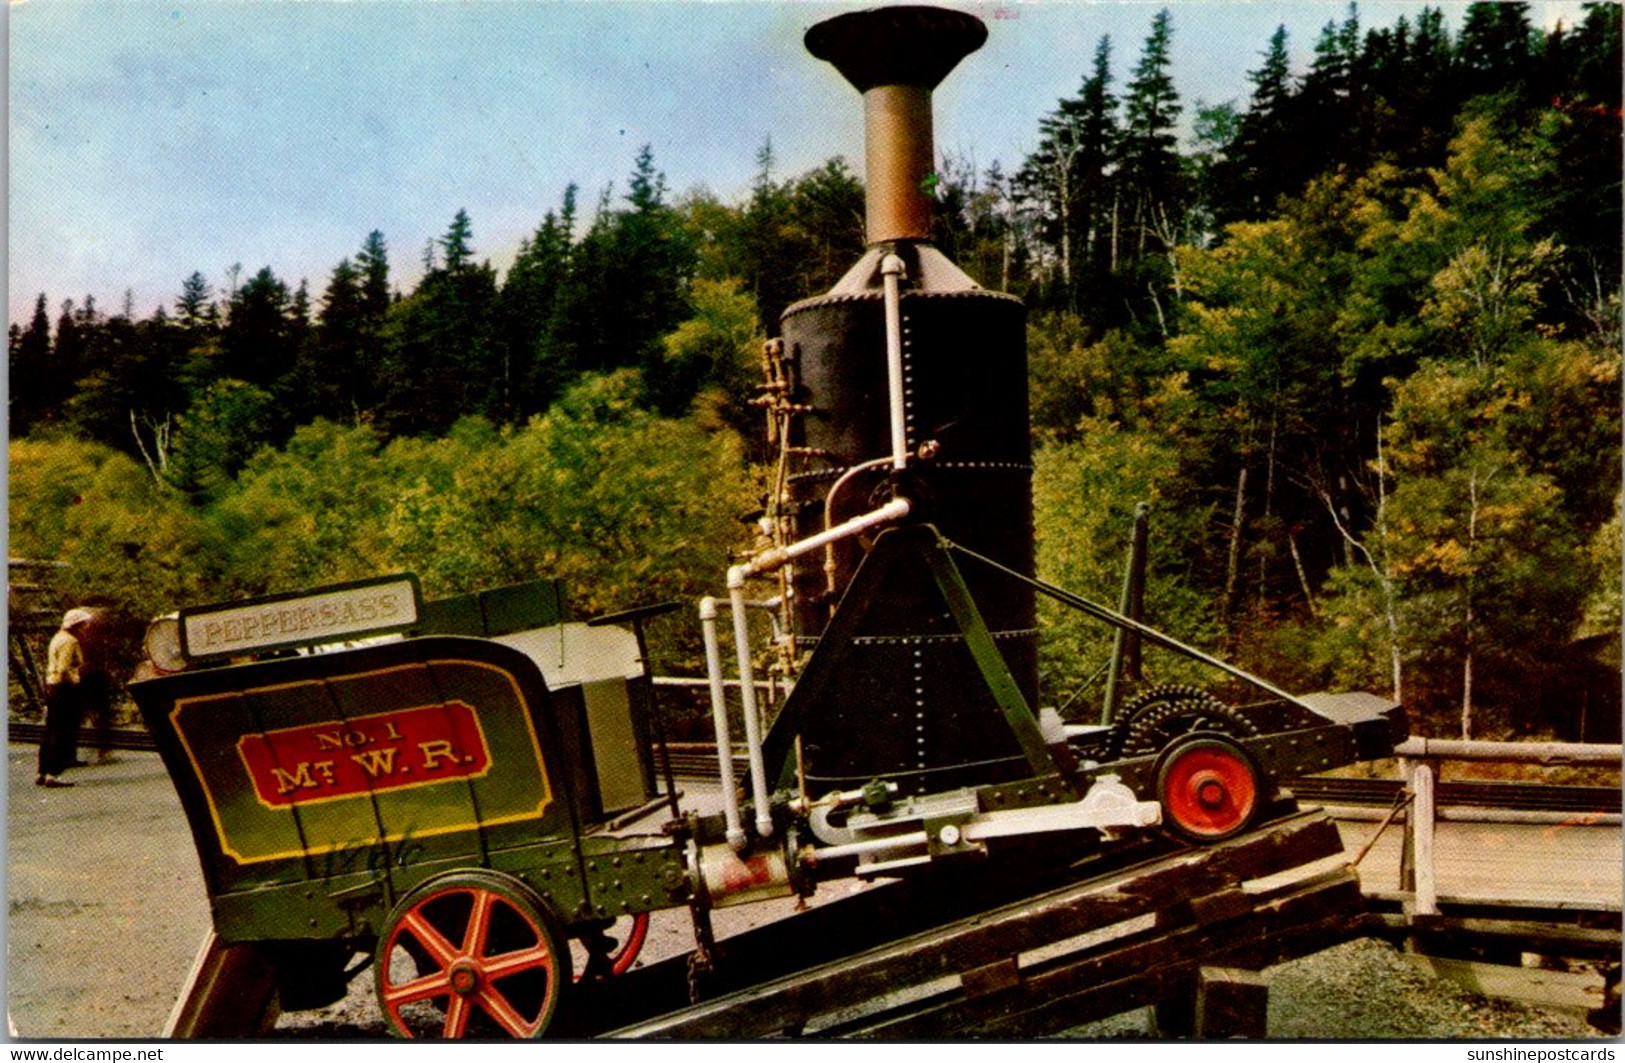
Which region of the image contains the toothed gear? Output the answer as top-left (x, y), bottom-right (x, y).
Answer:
top-left (1116, 684), bottom-right (1258, 758)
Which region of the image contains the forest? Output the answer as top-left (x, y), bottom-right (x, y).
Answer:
top-left (9, 2), bottom-right (1621, 742)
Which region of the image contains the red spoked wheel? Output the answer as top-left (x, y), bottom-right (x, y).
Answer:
top-left (375, 871), bottom-right (569, 1039)
top-left (1156, 735), bottom-right (1264, 843)
top-left (572, 912), bottom-right (651, 982)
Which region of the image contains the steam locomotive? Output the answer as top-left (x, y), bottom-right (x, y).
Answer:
top-left (131, 6), bottom-right (1404, 1038)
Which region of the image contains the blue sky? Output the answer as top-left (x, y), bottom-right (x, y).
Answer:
top-left (7, 0), bottom-right (1589, 325)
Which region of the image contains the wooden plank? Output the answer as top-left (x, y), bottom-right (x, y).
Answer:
top-left (1405, 954), bottom-right (1607, 1011)
top-left (1195, 966), bottom-right (1269, 1039)
top-left (842, 869), bottom-right (1364, 1038)
top-left (607, 813), bottom-right (1346, 1038)
top-left (1408, 759), bottom-right (1439, 916)
top-left (163, 932), bottom-right (281, 1038)
top-left (1368, 913), bottom-right (1622, 960)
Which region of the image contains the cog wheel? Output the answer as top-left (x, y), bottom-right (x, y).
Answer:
top-left (1115, 684), bottom-right (1259, 758)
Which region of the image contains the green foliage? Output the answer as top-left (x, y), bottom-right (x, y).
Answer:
top-left (211, 420), bottom-right (399, 592)
top-left (378, 212), bottom-right (503, 435)
top-left (9, 435), bottom-right (227, 617)
top-left (653, 277), bottom-right (762, 430)
top-left (164, 379), bottom-right (279, 499)
top-left (1033, 422), bottom-right (1218, 717)
top-left (378, 371), bottom-right (754, 667)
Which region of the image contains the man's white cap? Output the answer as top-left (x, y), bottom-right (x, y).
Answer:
top-left (62, 608), bottom-right (94, 629)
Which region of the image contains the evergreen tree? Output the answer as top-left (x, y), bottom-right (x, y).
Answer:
top-left (220, 267), bottom-right (297, 388)
top-left (176, 272), bottom-right (217, 332)
top-left (282, 257), bottom-right (366, 422)
top-left (64, 305), bottom-right (182, 458)
top-left (378, 211), bottom-right (501, 434)
top-left (354, 229), bottom-right (393, 418)
top-left (1116, 9), bottom-right (1187, 337)
top-left (51, 298), bottom-right (92, 421)
top-left (736, 138), bottom-right (798, 331)
top-left (357, 230), bottom-right (393, 320)
top-left (498, 185), bottom-right (579, 418)
top-left (1290, 13), bottom-right (1358, 183)
top-left (439, 209), bottom-right (475, 272)
top-left (1219, 25), bottom-right (1297, 224)
top-left (1018, 35), bottom-right (1118, 315)
top-left (10, 293), bottom-right (54, 435)
top-left (553, 147), bottom-right (697, 403)
top-left (1456, 1), bottom-right (1535, 104)
top-left (1119, 10), bottom-right (1183, 256)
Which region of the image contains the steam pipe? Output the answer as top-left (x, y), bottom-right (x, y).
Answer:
top-left (717, 497), bottom-right (911, 842)
top-left (882, 253), bottom-right (909, 469)
top-left (699, 597), bottom-right (746, 850)
top-left (731, 497), bottom-right (912, 585)
top-left (806, 831), bottom-right (930, 863)
top-left (822, 456), bottom-right (892, 598)
top-left (728, 583), bottom-right (775, 839)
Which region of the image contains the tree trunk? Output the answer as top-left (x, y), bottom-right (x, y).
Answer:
top-left (1288, 532), bottom-right (1316, 617)
top-left (1110, 191), bottom-right (1121, 273)
top-left (1222, 465), bottom-right (1248, 622)
top-left (1461, 645), bottom-right (1474, 741)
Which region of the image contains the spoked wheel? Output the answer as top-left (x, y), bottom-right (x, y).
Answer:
top-left (572, 912), bottom-right (651, 982)
top-left (376, 870), bottom-right (569, 1039)
top-left (1156, 735), bottom-right (1265, 844)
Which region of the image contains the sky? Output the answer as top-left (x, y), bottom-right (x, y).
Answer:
top-left (6, 0), bottom-right (1593, 326)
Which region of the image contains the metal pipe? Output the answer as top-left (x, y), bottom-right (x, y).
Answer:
top-left (882, 253), bottom-right (908, 469)
top-left (864, 86), bottom-right (935, 242)
top-left (806, 831), bottom-right (929, 863)
top-left (729, 582), bottom-right (775, 839)
top-left (699, 597), bottom-right (746, 851)
top-left (823, 457), bottom-right (893, 598)
top-left (716, 498), bottom-right (909, 842)
top-left (731, 498), bottom-right (912, 584)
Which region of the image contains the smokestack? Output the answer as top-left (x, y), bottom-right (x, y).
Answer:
top-left (805, 6), bottom-right (987, 245)
top-left (762, 5), bottom-right (1036, 797)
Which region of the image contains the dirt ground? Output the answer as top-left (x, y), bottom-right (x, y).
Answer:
top-left (5, 746), bottom-right (211, 1039)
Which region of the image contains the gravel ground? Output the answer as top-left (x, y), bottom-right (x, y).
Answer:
top-left (1071, 937), bottom-right (1607, 1040)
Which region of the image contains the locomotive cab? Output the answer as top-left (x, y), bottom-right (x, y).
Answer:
top-left (131, 575), bottom-right (681, 1025)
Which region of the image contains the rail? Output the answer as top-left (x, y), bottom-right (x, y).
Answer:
top-left (1382, 738), bottom-right (1621, 918)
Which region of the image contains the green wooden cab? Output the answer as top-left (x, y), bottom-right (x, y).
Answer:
top-left (132, 577), bottom-right (688, 1025)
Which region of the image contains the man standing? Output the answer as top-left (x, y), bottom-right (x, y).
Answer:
top-left (38, 608), bottom-right (93, 787)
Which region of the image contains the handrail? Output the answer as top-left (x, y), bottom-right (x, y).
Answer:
top-left (1395, 739), bottom-right (1622, 918)
top-left (1394, 737), bottom-right (1620, 765)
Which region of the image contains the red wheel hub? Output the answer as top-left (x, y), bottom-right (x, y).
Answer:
top-left (1159, 740), bottom-right (1260, 841)
top-left (448, 962), bottom-right (479, 996)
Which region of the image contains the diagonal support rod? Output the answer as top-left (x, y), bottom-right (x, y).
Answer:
top-left (942, 538), bottom-right (1315, 712)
